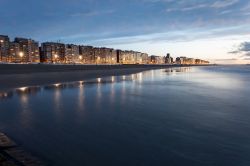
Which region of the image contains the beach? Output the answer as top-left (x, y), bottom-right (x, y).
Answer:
top-left (0, 64), bottom-right (204, 92)
top-left (1, 65), bottom-right (249, 166)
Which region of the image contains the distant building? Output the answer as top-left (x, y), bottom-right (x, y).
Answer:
top-left (14, 38), bottom-right (40, 63)
top-left (9, 42), bottom-right (20, 63)
top-left (41, 42), bottom-right (65, 63)
top-left (0, 35), bottom-right (10, 62)
top-left (94, 47), bottom-right (117, 64)
top-left (149, 55), bottom-right (165, 64)
top-left (116, 50), bottom-right (148, 64)
top-left (176, 57), bottom-right (188, 64)
top-left (195, 59), bottom-right (209, 64)
top-left (65, 44), bottom-right (80, 64)
top-left (165, 53), bottom-right (173, 64)
top-left (176, 57), bottom-right (209, 65)
top-left (0, 34), bottom-right (210, 65)
top-left (133, 52), bottom-right (148, 64)
top-left (79, 46), bottom-right (95, 64)
top-left (141, 53), bottom-right (149, 64)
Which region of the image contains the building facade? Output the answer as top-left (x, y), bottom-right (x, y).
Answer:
top-left (0, 35), bottom-right (10, 62)
top-left (176, 57), bottom-right (209, 65)
top-left (41, 42), bottom-right (66, 63)
top-left (14, 38), bottom-right (40, 63)
top-left (149, 55), bottom-right (165, 64)
top-left (65, 44), bottom-right (80, 64)
top-left (165, 53), bottom-right (173, 64)
top-left (9, 42), bottom-right (20, 63)
top-left (0, 34), bottom-right (210, 65)
top-left (79, 46), bottom-right (95, 64)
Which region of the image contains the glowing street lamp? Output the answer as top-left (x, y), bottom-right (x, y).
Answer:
top-left (19, 52), bottom-right (24, 63)
top-left (19, 52), bottom-right (24, 58)
top-left (54, 54), bottom-right (59, 63)
top-left (18, 87), bottom-right (27, 92)
top-left (79, 55), bottom-right (83, 60)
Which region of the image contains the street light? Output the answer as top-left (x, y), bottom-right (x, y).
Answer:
top-left (19, 52), bottom-right (24, 63)
top-left (19, 52), bottom-right (24, 57)
top-left (54, 54), bottom-right (59, 63)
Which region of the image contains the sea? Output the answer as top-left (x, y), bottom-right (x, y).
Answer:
top-left (0, 65), bottom-right (250, 166)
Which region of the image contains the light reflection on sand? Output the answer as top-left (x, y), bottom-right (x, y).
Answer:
top-left (0, 67), bottom-right (192, 101)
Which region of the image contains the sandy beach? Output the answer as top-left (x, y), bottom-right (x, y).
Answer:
top-left (0, 64), bottom-right (181, 92)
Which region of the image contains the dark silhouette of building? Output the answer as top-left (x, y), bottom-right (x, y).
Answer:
top-left (40, 42), bottom-right (65, 63)
top-left (0, 35), bottom-right (10, 62)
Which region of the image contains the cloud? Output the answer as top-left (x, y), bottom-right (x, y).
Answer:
top-left (165, 0), bottom-right (239, 12)
top-left (211, 0), bottom-right (239, 8)
top-left (229, 42), bottom-right (250, 56)
top-left (71, 9), bottom-right (115, 17)
top-left (85, 25), bottom-right (250, 46)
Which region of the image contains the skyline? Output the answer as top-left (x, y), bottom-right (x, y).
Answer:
top-left (1, 0), bottom-right (250, 63)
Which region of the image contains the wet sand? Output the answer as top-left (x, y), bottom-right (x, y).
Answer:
top-left (0, 64), bottom-right (208, 92)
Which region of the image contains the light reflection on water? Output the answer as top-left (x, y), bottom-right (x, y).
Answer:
top-left (1, 67), bottom-right (191, 100)
top-left (0, 66), bottom-right (250, 166)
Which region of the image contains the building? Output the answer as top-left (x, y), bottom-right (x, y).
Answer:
top-left (176, 57), bottom-right (189, 64)
top-left (93, 47), bottom-right (117, 64)
top-left (40, 42), bottom-right (65, 63)
top-left (9, 42), bottom-right (20, 63)
top-left (14, 38), bottom-right (40, 63)
top-left (0, 34), bottom-right (210, 65)
top-left (141, 53), bottom-right (149, 64)
top-left (149, 55), bottom-right (165, 64)
top-left (195, 59), bottom-right (209, 64)
top-left (165, 53), bottom-right (173, 64)
top-left (176, 57), bottom-right (209, 65)
top-left (79, 46), bottom-right (95, 64)
top-left (0, 35), bottom-right (10, 62)
top-left (116, 50), bottom-right (148, 64)
top-left (65, 44), bottom-right (80, 64)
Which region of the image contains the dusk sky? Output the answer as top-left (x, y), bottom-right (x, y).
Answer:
top-left (1, 0), bottom-right (250, 63)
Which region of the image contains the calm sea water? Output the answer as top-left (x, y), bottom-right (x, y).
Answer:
top-left (0, 66), bottom-right (250, 166)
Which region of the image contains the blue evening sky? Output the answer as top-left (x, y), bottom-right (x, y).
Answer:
top-left (1, 0), bottom-right (250, 63)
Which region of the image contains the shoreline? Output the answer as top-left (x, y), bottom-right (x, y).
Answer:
top-left (0, 132), bottom-right (42, 165)
top-left (0, 64), bottom-right (211, 92)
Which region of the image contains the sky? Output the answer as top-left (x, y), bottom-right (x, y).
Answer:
top-left (0, 0), bottom-right (250, 64)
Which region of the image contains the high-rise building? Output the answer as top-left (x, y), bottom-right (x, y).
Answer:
top-left (165, 53), bottom-right (173, 64)
top-left (141, 53), bottom-right (149, 64)
top-left (149, 55), bottom-right (165, 64)
top-left (79, 46), bottom-right (95, 64)
top-left (0, 35), bottom-right (10, 62)
top-left (93, 47), bottom-right (117, 64)
top-left (9, 42), bottom-right (20, 63)
top-left (40, 42), bottom-right (65, 63)
top-left (14, 38), bottom-right (40, 63)
top-left (65, 44), bottom-right (80, 63)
